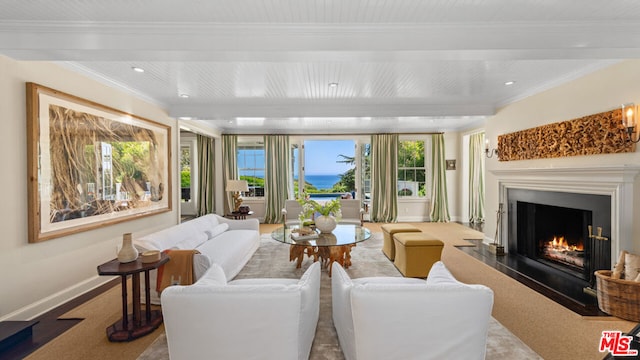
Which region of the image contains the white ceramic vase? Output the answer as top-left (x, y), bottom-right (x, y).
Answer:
top-left (315, 215), bottom-right (337, 233)
top-left (117, 233), bottom-right (139, 263)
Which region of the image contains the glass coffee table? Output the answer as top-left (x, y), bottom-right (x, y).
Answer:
top-left (271, 224), bottom-right (371, 275)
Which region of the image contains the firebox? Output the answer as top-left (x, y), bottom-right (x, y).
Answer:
top-left (507, 189), bottom-right (611, 289)
top-left (516, 202), bottom-right (590, 281)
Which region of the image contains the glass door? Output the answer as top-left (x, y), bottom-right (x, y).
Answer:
top-left (302, 139), bottom-right (356, 201)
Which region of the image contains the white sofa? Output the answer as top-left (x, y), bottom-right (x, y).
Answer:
top-left (161, 262), bottom-right (321, 360)
top-left (331, 261), bottom-right (494, 360)
top-left (133, 214), bottom-right (260, 304)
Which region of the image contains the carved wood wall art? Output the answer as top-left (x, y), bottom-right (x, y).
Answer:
top-left (497, 108), bottom-right (634, 161)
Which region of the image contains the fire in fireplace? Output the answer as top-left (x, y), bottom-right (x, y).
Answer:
top-left (508, 188), bottom-right (611, 288)
top-left (516, 201), bottom-right (591, 281)
top-left (541, 235), bottom-right (585, 270)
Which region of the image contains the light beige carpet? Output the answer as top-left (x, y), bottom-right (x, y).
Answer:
top-left (26, 222), bottom-right (633, 360)
top-left (137, 231), bottom-right (541, 360)
top-left (429, 223), bottom-right (635, 360)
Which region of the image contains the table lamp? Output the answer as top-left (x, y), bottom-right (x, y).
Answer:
top-left (226, 179), bottom-right (249, 212)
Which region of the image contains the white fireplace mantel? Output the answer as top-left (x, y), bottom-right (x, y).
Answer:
top-left (490, 165), bottom-right (640, 265)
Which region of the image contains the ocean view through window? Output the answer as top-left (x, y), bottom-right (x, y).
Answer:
top-left (237, 138), bottom-right (358, 199)
top-left (304, 174), bottom-right (341, 190)
top-left (299, 140), bottom-right (356, 197)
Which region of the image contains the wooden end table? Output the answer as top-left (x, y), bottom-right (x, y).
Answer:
top-left (97, 253), bottom-right (169, 342)
top-left (225, 211), bottom-right (254, 220)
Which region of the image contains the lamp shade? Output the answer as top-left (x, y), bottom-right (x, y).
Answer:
top-left (226, 180), bottom-right (249, 192)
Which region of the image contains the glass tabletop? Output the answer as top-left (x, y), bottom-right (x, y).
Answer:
top-left (271, 224), bottom-right (371, 247)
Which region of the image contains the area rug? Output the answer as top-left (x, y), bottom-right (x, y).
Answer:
top-left (138, 231), bottom-right (541, 359)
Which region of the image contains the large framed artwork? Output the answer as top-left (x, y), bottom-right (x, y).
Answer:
top-left (27, 83), bottom-right (172, 243)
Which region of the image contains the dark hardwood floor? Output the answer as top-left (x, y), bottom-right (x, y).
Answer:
top-left (0, 279), bottom-right (118, 360)
top-left (457, 239), bottom-right (607, 316)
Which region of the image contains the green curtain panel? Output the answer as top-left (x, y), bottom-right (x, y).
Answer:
top-left (222, 135), bottom-right (238, 215)
top-left (430, 134), bottom-right (450, 222)
top-left (196, 134), bottom-right (215, 216)
top-left (264, 135), bottom-right (290, 223)
top-left (468, 132), bottom-right (485, 223)
top-left (370, 134), bottom-right (398, 222)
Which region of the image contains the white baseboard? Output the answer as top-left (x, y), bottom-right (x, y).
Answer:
top-left (0, 275), bottom-right (114, 321)
top-left (395, 216), bottom-right (430, 222)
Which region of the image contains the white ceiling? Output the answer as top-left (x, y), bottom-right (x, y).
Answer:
top-left (1, 0), bottom-right (640, 134)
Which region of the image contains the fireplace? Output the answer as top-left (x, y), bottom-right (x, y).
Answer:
top-left (508, 189), bottom-right (611, 288)
top-left (487, 165), bottom-right (640, 314)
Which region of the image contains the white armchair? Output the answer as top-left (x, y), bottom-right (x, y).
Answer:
top-left (331, 261), bottom-right (494, 360)
top-left (162, 262), bottom-right (321, 360)
top-left (339, 199), bottom-right (364, 225)
top-left (282, 199), bottom-right (304, 226)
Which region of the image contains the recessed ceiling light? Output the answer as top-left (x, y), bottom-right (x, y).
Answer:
top-left (504, 81), bottom-right (515, 86)
top-left (178, 116), bottom-right (192, 120)
top-left (132, 66), bottom-right (145, 73)
top-left (179, 94), bottom-right (190, 98)
top-left (329, 82), bottom-right (339, 88)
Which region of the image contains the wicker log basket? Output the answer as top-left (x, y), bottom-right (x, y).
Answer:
top-left (595, 270), bottom-right (640, 322)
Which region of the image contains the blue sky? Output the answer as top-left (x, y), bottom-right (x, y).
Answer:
top-left (239, 140), bottom-right (355, 178)
top-left (304, 140), bottom-right (355, 175)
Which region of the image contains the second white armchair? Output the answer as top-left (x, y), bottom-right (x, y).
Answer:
top-left (332, 261), bottom-right (494, 360)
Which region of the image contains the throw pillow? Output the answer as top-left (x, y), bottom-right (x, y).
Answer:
top-left (624, 252), bottom-right (640, 281)
top-left (205, 223), bottom-right (229, 239)
top-left (133, 240), bottom-right (153, 253)
top-left (175, 232), bottom-right (208, 249)
top-left (196, 263), bottom-right (227, 286)
top-left (426, 261), bottom-right (462, 286)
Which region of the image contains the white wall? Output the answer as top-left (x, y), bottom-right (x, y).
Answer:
top-left (483, 60), bottom-right (640, 254)
top-left (0, 56), bottom-right (179, 320)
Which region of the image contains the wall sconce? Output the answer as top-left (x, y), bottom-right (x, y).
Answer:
top-left (226, 179), bottom-right (249, 212)
top-left (622, 103), bottom-right (640, 143)
top-left (485, 139), bottom-right (499, 158)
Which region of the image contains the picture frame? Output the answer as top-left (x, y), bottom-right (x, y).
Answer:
top-left (26, 83), bottom-right (172, 243)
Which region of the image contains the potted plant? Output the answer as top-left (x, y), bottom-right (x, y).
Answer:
top-left (297, 198), bottom-right (342, 233)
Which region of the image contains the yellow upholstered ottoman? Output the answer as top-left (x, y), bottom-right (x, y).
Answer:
top-left (380, 224), bottom-right (421, 260)
top-left (393, 233), bottom-right (444, 278)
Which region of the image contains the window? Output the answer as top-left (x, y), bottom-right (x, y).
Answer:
top-left (237, 139), bottom-right (265, 197)
top-left (290, 143), bottom-right (299, 198)
top-left (360, 142), bottom-right (371, 200)
top-left (180, 145), bottom-right (192, 203)
top-left (179, 133), bottom-right (197, 216)
top-left (398, 140), bottom-right (426, 197)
